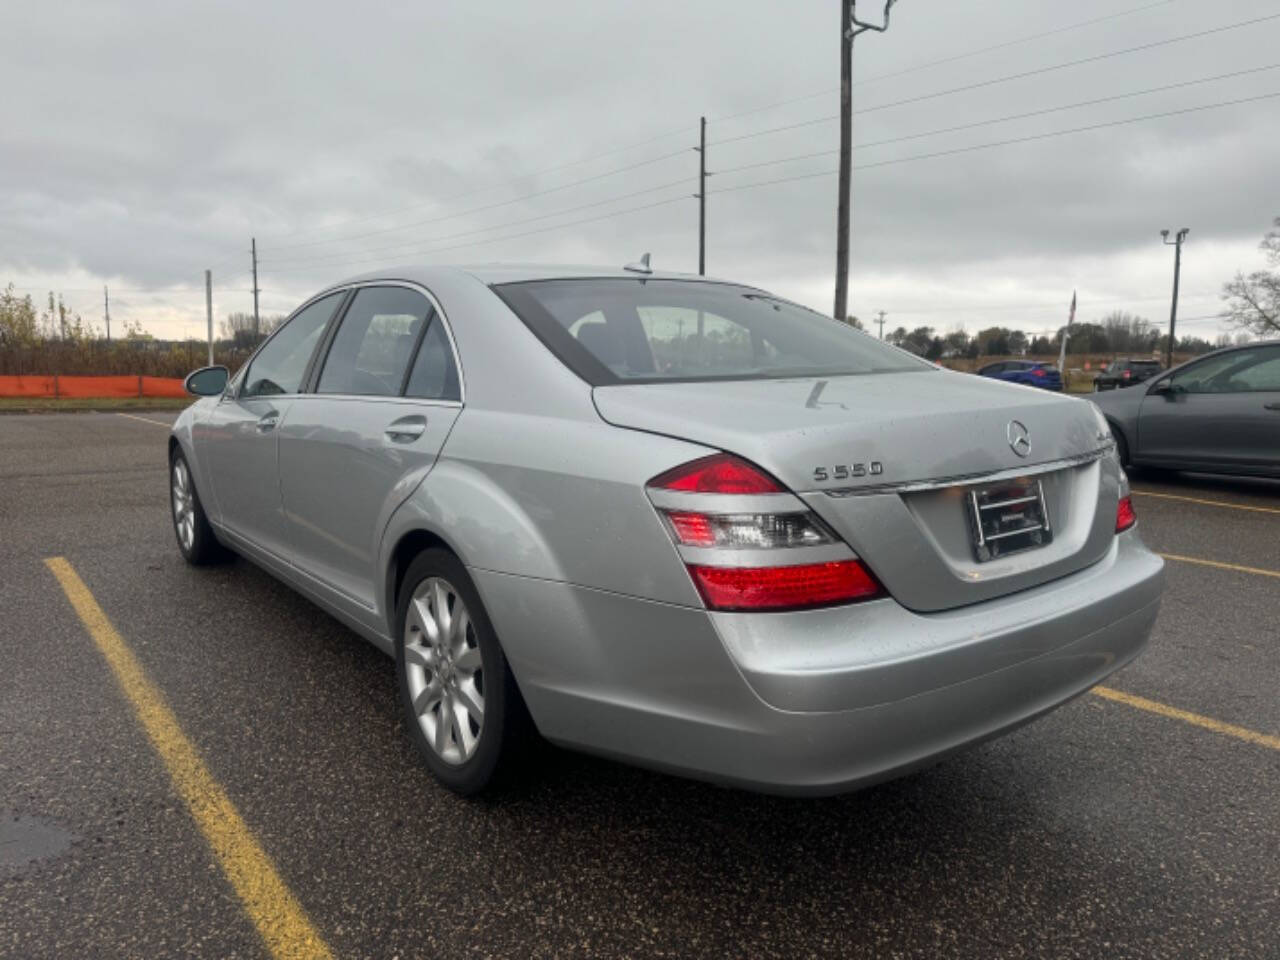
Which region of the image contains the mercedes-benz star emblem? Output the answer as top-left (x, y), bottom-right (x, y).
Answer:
top-left (1007, 420), bottom-right (1031, 458)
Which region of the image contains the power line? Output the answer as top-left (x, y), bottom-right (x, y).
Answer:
top-left (710, 63), bottom-right (1280, 179)
top-left (265, 80), bottom-right (1280, 274)
top-left (257, 129), bottom-right (692, 244)
top-left (262, 176), bottom-right (695, 268)
top-left (711, 0), bottom-right (1180, 125)
top-left (711, 10), bottom-right (1280, 149)
top-left (265, 88), bottom-right (1278, 277)
top-left (243, 3), bottom-right (1232, 255)
top-left (263, 145), bottom-right (693, 254)
top-left (261, 12), bottom-right (1279, 268)
top-left (266, 195), bottom-right (689, 277)
top-left (711, 90), bottom-right (1280, 197)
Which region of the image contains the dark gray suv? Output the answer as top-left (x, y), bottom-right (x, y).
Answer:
top-left (1093, 358), bottom-right (1163, 391)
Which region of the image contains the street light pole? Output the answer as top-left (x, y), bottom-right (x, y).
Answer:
top-left (834, 0), bottom-right (900, 323)
top-left (1161, 227), bottom-right (1189, 368)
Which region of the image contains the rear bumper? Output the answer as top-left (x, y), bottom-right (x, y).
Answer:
top-left (478, 533), bottom-right (1164, 796)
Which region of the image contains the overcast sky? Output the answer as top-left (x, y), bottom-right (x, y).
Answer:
top-left (4, 0), bottom-right (1279, 341)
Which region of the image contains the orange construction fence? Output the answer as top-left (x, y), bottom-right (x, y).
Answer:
top-left (0, 375), bottom-right (187, 399)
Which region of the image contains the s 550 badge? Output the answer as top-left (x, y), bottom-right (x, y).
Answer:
top-left (813, 461), bottom-right (883, 483)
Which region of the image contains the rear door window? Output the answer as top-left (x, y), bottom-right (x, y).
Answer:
top-left (1225, 346), bottom-right (1280, 391)
top-left (404, 318), bottom-right (461, 401)
top-left (317, 287), bottom-right (431, 396)
top-left (1168, 350), bottom-right (1274, 394)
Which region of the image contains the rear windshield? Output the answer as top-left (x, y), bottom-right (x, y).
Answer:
top-left (493, 278), bottom-right (932, 385)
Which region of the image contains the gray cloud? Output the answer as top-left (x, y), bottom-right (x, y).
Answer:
top-left (3, 0), bottom-right (1278, 337)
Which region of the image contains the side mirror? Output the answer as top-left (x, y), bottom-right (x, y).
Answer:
top-left (1148, 379), bottom-right (1176, 400)
top-left (184, 365), bottom-right (229, 397)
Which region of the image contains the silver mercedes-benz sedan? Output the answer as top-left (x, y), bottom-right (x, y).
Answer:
top-left (169, 264), bottom-right (1165, 795)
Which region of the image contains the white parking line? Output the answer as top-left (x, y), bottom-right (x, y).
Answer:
top-left (115, 412), bottom-right (173, 428)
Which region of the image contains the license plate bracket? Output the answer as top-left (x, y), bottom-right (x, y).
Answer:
top-left (967, 477), bottom-right (1052, 562)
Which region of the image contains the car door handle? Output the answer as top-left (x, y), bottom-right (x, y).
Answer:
top-left (385, 415), bottom-right (427, 442)
top-left (256, 411), bottom-right (280, 432)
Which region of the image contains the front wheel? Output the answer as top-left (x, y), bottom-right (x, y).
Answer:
top-left (170, 449), bottom-right (230, 565)
top-left (395, 549), bottom-right (530, 794)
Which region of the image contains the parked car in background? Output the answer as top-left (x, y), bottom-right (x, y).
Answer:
top-left (976, 359), bottom-right (1063, 391)
top-left (1093, 358), bottom-right (1163, 391)
top-left (1092, 341), bottom-right (1280, 477)
top-left (168, 264), bottom-right (1163, 796)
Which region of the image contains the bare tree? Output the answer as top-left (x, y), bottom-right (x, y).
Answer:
top-left (1222, 217), bottom-right (1280, 338)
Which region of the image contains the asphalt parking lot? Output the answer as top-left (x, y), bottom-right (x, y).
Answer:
top-left (2, 411), bottom-right (1277, 960)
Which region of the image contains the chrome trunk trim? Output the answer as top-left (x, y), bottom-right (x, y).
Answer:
top-left (821, 445), bottom-right (1112, 497)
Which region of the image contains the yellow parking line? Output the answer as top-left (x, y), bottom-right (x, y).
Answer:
top-left (115, 412), bottom-right (173, 427)
top-left (44, 557), bottom-right (334, 960)
top-left (1158, 552), bottom-right (1280, 580)
top-left (1093, 686), bottom-right (1280, 751)
top-left (1131, 489), bottom-right (1280, 515)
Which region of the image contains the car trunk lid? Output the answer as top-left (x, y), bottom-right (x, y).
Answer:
top-left (593, 370), bottom-right (1119, 612)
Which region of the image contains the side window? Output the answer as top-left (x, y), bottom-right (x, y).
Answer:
top-left (241, 292), bottom-right (343, 398)
top-left (1226, 346), bottom-right (1280, 391)
top-left (317, 287), bottom-right (431, 396)
top-left (1169, 348), bottom-right (1280, 394)
top-left (404, 319), bottom-right (461, 401)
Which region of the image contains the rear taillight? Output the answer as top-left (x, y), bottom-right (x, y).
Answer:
top-left (1122, 369), bottom-right (1131, 380)
top-left (649, 453), bottom-right (783, 494)
top-left (1116, 495), bottom-right (1137, 532)
top-left (688, 561), bottom-right (882, 612)
top-left (649, 454), bottom-right (885, 611)
top-left (1032, 368), bottom-right (1045, 377)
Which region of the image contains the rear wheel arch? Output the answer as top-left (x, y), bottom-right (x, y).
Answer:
top-left (385, 527), bottom-right (463, 629)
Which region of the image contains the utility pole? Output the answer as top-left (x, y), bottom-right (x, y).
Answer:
top-left (875, 310), bottom-right (887, 339)
top-left (205, 269), bottom-right (214, 365)
top-left (103, 285), bottom-right (111, 342)
top-left (1057, 290), bottom-right (1076, 375)
top-left (251, 236), bottom-right (261, 342)
top-left (834, 0), bottom-right (899, 322)
top-left (695, 116), bottom-right (707, 276)
top-left (1161, 227), bottom-right (1189, 368)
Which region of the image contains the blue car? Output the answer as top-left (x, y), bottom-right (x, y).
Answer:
top-left (976, 360), bottom-right (1064, 391)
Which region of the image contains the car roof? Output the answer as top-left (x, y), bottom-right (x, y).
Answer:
top-left (333, 263), bottom-right (746, 288)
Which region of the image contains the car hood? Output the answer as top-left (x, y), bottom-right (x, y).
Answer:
top-left (592, 369), bottom-right (1107, 494)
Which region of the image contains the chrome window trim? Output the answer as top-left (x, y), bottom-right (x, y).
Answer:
top-left (822, 446), bottom-right (1112, 498)
top-left (286, 394), bottom-right (463, 410)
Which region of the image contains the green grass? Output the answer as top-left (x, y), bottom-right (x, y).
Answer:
top-left (0, 396), bottom-right (192, 414)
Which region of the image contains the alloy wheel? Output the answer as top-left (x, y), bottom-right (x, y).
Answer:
top-left (171, 459), bottom-right (195, 552)
top-left (403, 577), bottom-right (485, 765)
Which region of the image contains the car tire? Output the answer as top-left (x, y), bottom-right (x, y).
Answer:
top-left (395, 548), bottom-right (531, 795)
top-left (169, 448), bottom-right (230, 566)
